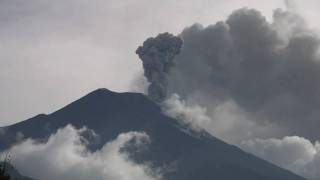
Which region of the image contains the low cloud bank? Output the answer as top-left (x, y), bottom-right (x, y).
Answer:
top-left (1, 125), bottom-right (160, 180)
top-left (241, 136), bottom-right (320, 180)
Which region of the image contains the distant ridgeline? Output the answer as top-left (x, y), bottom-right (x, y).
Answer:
top-left (0, 157), bottom-right (34, 180)
top-left (0, 165), bottom-right (10, 180)
top-left (0, 153), bottom-right (11, 180)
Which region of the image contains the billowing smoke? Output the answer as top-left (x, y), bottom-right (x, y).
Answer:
top-left (135, 6), bottom-right (320, 180)
top-left (163, 94), bottom-right (211, 132)
top-left (136, 33), bottom-right (182, 102)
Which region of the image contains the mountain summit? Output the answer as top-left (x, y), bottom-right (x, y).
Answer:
top-left (0, 89), bottom-right (307, 180)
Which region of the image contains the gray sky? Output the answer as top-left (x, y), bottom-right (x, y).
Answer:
top-left (0, 0), bottom-right (318, 126)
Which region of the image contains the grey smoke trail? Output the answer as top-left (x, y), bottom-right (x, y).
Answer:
top-left (136, 33), bottom-right (182, 102)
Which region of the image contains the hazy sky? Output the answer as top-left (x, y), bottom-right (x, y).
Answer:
top-left (0, 0), bottom-right (318, 126)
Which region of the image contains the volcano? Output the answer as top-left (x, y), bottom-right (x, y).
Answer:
top-left (0, 89), bottom-right (307, 180)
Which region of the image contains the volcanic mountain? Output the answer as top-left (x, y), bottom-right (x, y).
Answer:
top-left (0, 88), bottom-right (308, 180)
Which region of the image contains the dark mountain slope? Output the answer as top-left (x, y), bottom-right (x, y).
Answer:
top-left (1, 163), bottom-right (34, 180)
top-left (0, 88), bottom-right (308, 180)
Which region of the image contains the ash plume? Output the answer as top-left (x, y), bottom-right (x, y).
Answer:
top-left (168, 8), bottom-right (320, 142)
top-left (136, 33), bottom-right (182, 103)
top-left (136, 8), bottom-right (320, 144)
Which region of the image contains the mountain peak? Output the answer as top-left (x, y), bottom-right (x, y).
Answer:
top-left (78, 88), bottom-right (149, 105)
top-left (87, 88), bottom-right (116, 96)
top-left (51, 88), bottom-right (153, 116)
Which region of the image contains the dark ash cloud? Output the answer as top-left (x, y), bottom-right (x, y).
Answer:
top-left (136, 33), bottom-right (182, 103)
top-left (138, 9), bottom-right (320, 179)
top-left (138, 8), bottom-right (320, 142)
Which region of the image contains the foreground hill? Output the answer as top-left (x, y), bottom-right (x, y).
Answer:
top-left (0, 88), bottom-right (307, 180)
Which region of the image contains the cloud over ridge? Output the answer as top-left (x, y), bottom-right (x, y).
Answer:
top-left (1, 125), bottom-right (160, 180)
top-left (241, 136), bottom-right (320, 180)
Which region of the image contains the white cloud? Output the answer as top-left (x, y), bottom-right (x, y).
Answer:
top-left (15, 132), bottom-right (25, 142)
top-left (241, 136), bottom-right (320, 180)
top-left (1, 125), bottom-right (160, 180)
